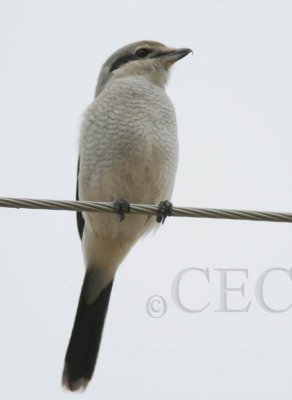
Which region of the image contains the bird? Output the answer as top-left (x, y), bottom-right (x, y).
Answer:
top-left (62, 40), bottom-right (191, 391)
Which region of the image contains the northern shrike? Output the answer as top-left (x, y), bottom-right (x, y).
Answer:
top-left (62, 40), bottom-right (191, 391)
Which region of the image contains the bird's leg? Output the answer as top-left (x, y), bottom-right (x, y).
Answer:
top-left (113, 198), bottom-right (131, 222)
top-left (156, 200), bottom-right (173, 224)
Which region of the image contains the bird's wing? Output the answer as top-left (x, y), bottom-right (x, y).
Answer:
top-left (76, 157), bottom-right (85, 239)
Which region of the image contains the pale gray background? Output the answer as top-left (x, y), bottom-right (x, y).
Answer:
top-left (0, 1), bottom-right (292, 399)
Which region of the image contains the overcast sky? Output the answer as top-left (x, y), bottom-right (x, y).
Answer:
top-left (1, 1), bottom-right (292, 399)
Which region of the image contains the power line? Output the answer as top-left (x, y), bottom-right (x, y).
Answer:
top-left (0, 197), bottom-right (292, 223)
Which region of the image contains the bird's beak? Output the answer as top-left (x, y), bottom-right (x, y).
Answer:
top-left (158, 48), bottom-right (193, 65)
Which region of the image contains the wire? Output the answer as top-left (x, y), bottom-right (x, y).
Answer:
top-left (0, 196), bottom-right (292, 223)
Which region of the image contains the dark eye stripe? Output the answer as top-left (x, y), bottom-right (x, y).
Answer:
top-left (109, 54), bottom-right (136, 73)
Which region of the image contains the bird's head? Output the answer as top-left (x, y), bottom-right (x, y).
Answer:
top-left (95, 40), bottom-right (192, 96)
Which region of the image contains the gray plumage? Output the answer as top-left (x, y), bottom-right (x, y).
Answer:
top-left (62, 40), bottom-right (191, 391)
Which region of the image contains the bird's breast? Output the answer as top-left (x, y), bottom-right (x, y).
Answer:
top-left (79, 77), bottom-right (178, 205)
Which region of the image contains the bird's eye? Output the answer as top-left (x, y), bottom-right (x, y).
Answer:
top-left (135, 48), bottom-right (152, 58)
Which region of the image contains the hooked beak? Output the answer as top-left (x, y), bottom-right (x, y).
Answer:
top-left (157, 47), bottom-right (193, 65)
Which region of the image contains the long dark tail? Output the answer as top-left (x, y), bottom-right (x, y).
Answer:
top-left (62, 272), bottom-right (113, 391)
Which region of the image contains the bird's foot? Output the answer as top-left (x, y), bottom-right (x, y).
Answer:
top-left (156, 200), bottom-right (173, 224)
top-left (113, 198), bottom-right (130, 222)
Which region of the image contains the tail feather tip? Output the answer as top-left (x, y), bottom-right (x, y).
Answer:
top-left (62, 363), bottom-right (89, 392)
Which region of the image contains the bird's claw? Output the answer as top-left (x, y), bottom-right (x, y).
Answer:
top-left (156, 200), bottom-right (173, 224)
top-left (113, 198), bottom-right (130, 221)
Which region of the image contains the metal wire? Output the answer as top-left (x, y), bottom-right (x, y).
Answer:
top-left (0, 196), bottom-right (292, 223)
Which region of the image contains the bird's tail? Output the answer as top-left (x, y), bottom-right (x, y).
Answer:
top-left (62, 272), bottom-right (113, 391)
